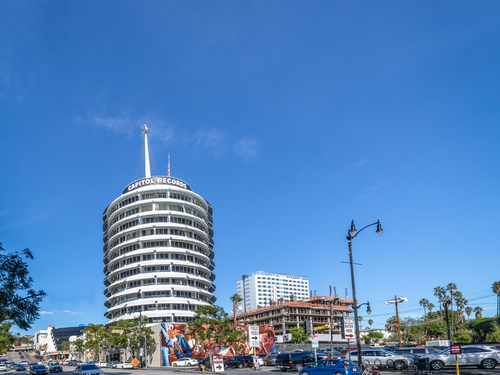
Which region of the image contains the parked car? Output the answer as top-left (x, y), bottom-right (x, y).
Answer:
top-left (265, 354), bottom-right (278, 366)
top-left (418, 346), bottom-right (500, 370)
top-left (299, 359), bottom-right (362, 375)
top-left (95, 362), bottom-right (107, 368)
top-left (172, 358), bottom-right (198, 367)
top-left (226, 355), bottom-right (254, 368)
top-left (346, 348), bottom-right (413, 370)
top-left (106, 362), bottom-right (118, 369)
top-left (16, 364), bottom-right (27, 371)
top-left (48, 362), bottom-right (62, 373)
top-left (29, 365), bottom-right (48, 375)
top-left (115, 362), bottom-right (133, 369)
top-left (275, 351), bottom-right (317, 372)
top-left (397, 347), bottom-right (445, 356)
top-left (20, 361), bottom-right (29, 367)
top-left (73, 364), bottom-right (103, 375)
top-left (0, 364), bottom-right (7, 372)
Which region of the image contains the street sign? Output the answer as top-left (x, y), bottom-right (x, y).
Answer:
top-left (112, 330), bottom-right (124, 334)
top-left (450, 345), bottom-right (461, 355)
top-left (341, 317), bottom-right (355, 339)
top-left (213, 355), bottom-right (224, 372)
top-left (131, 358), bottom-right (140, 368)
top-left (310, 335), bottom-right (319, 348)
top-left (249, 325), bottom-right (259, 347)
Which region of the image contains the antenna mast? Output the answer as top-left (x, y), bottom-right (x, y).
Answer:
top-left (168, 153), bottom-right (170, 177)
top-left (142, 123), bottom-right (151, 178)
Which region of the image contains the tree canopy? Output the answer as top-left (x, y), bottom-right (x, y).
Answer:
top-left (0, 243), bottom-right (45, 330)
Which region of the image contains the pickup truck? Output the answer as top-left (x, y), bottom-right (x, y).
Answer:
top-left (48, 362), bottom-right (62, 373)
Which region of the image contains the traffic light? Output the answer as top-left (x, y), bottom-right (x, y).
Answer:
top-left (106, 327), bottom-right (109, 332)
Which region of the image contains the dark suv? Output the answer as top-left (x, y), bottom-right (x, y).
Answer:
top-left (275, 351), bottom-right (316, 372)
top-left (226, 355), bottom-right (254, 368)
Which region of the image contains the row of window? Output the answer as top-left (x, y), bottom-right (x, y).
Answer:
top-left (111, 252), bottom-right (207, 271)
top-left (111, 278), bottom-right (208, 295)
top-left (113, 266), bottom-right (210, 282)
top-left (111, 290), bottom-right (210, 307)
top-left (109, 191), bottom-right (206, 217)
top-left (109, 241), bottom-right (208, 261)
top-left (110, 228), bottom-right (207, 249)
top-left (111, 216), bottom-right (207, 237)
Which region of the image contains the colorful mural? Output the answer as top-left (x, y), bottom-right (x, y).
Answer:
top-left (160, 323), bottom-right (275, 366)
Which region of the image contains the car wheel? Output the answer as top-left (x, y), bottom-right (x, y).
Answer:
top-left (224, 364), bottom-right (228, 369)
top-left (302, 372), bottom-right (309, 375)
top-left (335, 372), bottom-right (343, 375)
top-left (394, 360), bottom-right (407, 370)
top-left (295, 364), bottom-right (303, 372)
top-left (173, 364), bottom-right (177, 367)
top-left (238, 363), bottom-right (243, 369)
top-left (481, 359), bottom-right (497, 369)
top-left (430, 361), bottom-right (444, 371)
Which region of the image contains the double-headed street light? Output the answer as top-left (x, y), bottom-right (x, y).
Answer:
top-left (347, 220), bottom-right (383, 368)
top-left (385, 296), bottom-right (408, 348)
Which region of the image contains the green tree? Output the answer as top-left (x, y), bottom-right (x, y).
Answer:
top-left (492, 281), bottom-right (500, 316)
top-left (419, 298), bottom-right (430, 339)
top-left (368, 319), bottom-right (373, 327)
top-left (369, 331), bottom-right (384, 342)
top-left (229, 294), bottom-right (243, 326)
top-left (434, 286), bottom-right (445, 319)
top-left (453, 329), bottom-right (472, 344)
top-left (446, 283), bottom-right (458, 327)
top-left (72, 339), bottom-right (85, 359)
top-left (428, 320), bottom-right (447, 339)
top-left (106, 316), bottom-right (156, 360)
top-left (465, 306), bottom-right (473, 321)
top-left (289, 327), bottom-right (309, 344)
top-left (0, 322), bottom-right (15, 355)
top-left (83, 324), bottom-right (108, 361)
top-left (469, 318), bottom-right (496, 342)
top-left (0, 243), bottom-right (46, 330)
top-left (61, 341), bottom-right (70, 352)
top-left (184, 305), bottom-right (246, 361)
top-left (474, 306), bottom-right (483, 319)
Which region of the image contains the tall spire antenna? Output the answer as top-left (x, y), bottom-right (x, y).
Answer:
top-left (142, 123), bottom-right (151, 178)
top-left (168, 153), bottom-right (171, 177)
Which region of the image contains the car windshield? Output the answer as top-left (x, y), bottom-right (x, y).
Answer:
top-left (33, 366), bottom-right (46, 370)
top-left (437, 348), bottom-right (450, 355)
top-left (81, 365), bottom-right (99, 370)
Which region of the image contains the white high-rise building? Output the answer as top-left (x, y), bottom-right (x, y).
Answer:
top-left (103, 124), bottom-right (216, 324)
top-left (236, 271), bottom-right (309, 312)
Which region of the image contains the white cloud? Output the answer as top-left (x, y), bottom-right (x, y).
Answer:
top-left (193, 128), bottom-right (227, 156)
top-left (39, 311), bottom-right (54, 315)
top-left (234, 137), bottom-right (258, 161)
top-left (93, 115), bottom-right (136, 136)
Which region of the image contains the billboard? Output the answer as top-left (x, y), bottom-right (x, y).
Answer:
top-left (160, 324), bottom-right (275, 366)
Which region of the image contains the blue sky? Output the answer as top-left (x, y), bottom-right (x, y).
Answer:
top-left (1, 1), bottom-right (499, 335)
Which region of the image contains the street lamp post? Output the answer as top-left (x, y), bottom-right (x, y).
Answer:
top-left (385, 296), bottom-right (408, 348)
top-left (347, 220), bottom-right (383, 368)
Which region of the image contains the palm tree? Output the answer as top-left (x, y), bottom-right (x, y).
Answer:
top-left (428, 303), bottom-right (435, 314)
top-left (492, 281), bottom-right (500, 316)
top-left (446, 283), bottom-right (457, 327)
top-left (434, 286), bottom-right (445, 319)
top-left (368, 319), bottom-right (373, 327)
top-left (473, 306), bottom-right (483, 319)
top-left (229, 294), bottom-right (243, 327)
top-left (419, 298), bottom-right (430, 339)
top-left (358, 316), bottom-right (363, 322)
top-left (385, 316), bottom-right (398, 333)
top-left (465, 306), bottom-right (473, 321)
